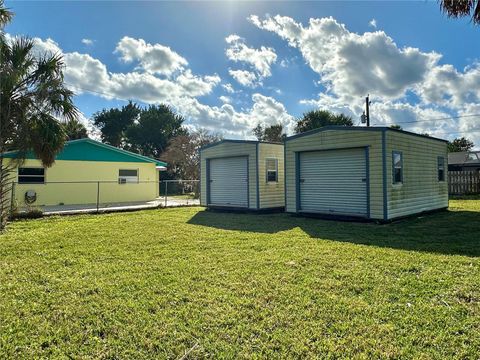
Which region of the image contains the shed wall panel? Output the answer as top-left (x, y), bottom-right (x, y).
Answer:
top-left (386, 132), bottom-right (448, 219)
top-left (258, 143), bottom-right (285, 209)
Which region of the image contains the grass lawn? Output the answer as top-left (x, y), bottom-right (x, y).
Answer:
top-left (0, 200), bottom-right (479, 358)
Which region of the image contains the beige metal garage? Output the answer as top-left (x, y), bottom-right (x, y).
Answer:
top-left (200, 140), bottom-right (284, 211)
top-left (285, 126), bottom-right (449, 221)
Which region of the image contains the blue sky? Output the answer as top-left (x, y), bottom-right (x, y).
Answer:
top-left (5, 1), bottom-right (480, 144)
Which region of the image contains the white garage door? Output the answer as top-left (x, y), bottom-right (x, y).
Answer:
top-left (299, 148), bottom-right (367, 216)
top-left (209, 156), bottom-right (248, 207)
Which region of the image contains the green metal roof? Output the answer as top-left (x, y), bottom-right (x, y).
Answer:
top-left (3, 138), bottom-right (167, 167)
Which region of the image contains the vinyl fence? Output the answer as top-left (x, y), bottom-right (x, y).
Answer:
top-left (448, 171), bottom-right (480, 195)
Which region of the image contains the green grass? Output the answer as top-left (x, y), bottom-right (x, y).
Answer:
top-left (0, 200), bottom-right (479, 358)
top-left (167, 193), bottom-right (198, 200)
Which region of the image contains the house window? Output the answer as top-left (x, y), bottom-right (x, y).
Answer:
top-left (392, 151), bottom-right (403, 184)
top-left (266, 158), bottom-right (278, 182)
top-left (118, 169), bottom-right (138, 184)
top-left (18, 167), bottom-right (45, 184)
top-left (438, 156), bottom-right (445, 182)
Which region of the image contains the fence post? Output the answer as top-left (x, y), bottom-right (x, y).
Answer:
top-left (165, 181), bottom-right (168, 207)
top-left (96, 181), bottom-right (100, 213)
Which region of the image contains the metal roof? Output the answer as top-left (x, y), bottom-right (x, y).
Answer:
top-left (285, 125), bottom-right (448, 143)
top-left (448, 151), bottom-right (480, 166)
top-left (3, 138), bottom-right (167, 167)
top-left (199, 139), bottom-right (283, 151)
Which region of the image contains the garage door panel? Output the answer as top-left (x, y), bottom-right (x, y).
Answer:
top-left (209, 156), bottom-right (248, 207)
top-left (299, 148), bottom-right (367, 216)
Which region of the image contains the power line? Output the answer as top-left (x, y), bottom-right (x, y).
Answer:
top-left (372, 113), bottom-right (480, 126)
top-left (68, 82), bottom-right (480, 137)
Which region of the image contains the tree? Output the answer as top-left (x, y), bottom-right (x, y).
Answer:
top-left (448, 137), bottom-right (475, 152)
top-left (252, 124), bottom-right (264, 141)
top-left (390, 124), bottom-right (403, 130)
top-left (252, 123), bottom-right (285, 142)
top-left (64, 119), bottom-right (88, 140)
top-left (93, 103), bottom-right (186, 159)
top-left (294, 110), bottom-right (353, 134)
top-left (126, 104), bottom-right (187, 158)
top-left (0, 1), bottom-right (78, 227)
top-left (92, 101), bottom-right (139, 147)
top-left (163, 129), bottom-right (222, 180)
top-left (440, 0), bottom-right (480, 24)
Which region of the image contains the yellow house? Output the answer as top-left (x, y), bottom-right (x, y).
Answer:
top-left (4, 138), bottom-right (167, 208)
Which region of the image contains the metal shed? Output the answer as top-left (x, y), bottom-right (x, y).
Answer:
top-left (285, 126), bottom-right (448, 221)
top-left (200, 140), bottom-right (284, 210)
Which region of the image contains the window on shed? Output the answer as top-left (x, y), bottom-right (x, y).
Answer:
top-left (437, 156), bottom-right (445, 182)
top-left (18, 167), bottom-right (45, 184)
top-left (118, 169), bottom-right (138, 184)
top-left (266, 158), bottom-right (278, 183)
top-left (392, 151), bottom-right (403, 184)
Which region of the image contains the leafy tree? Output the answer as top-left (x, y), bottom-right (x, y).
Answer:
top-left (440, 0), bottom-right (480, 24)
top-left (64, 119), bottom-right (88, 140)
top-left (252, 124), bottom-right (264, 141)
top-left (92, 103), bottom-right (186, 159)
top-left (126, 105), bottom-right (187, 158)
top-left (92, 101), bottom-right (139, 147)
top-left (252, 123), bottom-right (285, 142)
top-left (294, 110), bottom-right (353, 134)
top-left (390, 124), bottom-right (403, 130)
top-left (0, 1), bottom-right (78, 227)
top-left (448, 137), bottom-right (475, 152)
top-left (163, 129), bottom-right (222, 180)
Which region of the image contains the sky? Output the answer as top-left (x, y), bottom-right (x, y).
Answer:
top-left (5, 1), bottom-right (480, 146)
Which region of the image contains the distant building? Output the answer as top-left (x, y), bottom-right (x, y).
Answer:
top-left (448, 151), bottom-right (480, 172)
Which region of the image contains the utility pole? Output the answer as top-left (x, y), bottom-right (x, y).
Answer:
top-left (360, 94), bottom-right (371, 127)
top-left (365, 95), bottom-right (370, 127)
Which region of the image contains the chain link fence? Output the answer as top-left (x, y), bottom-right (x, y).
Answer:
top-left (10, 179), bottom-right (199, 216)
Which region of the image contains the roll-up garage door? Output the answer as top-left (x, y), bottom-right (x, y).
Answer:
top-left (209, 156), bottom-right (248, 207)
top-left (299, 148), bottom-right (367, 216)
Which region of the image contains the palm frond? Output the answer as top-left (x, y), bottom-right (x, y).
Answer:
top-left (0, 0), bottom-right (13, 28)
top-left (440, 0), bottom-right (480, 23)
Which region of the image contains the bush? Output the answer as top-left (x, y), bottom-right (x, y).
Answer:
top-left (10, 208), bottom-right (44, 220)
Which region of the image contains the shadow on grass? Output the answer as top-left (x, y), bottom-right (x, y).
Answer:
top-left (188, 209), bottom-right (480, 257)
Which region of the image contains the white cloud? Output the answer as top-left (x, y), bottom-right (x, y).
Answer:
top-left (222, 83), bottom-right (235, 93)
top-left (250, 15), bottom-right (439, 102)
top-left (176, 70), bottom-right (221, 97)
top-left (219, 96), bottom-right (231, 104)
top-left (22, 34), bottom-right (293, 138)
top-left (30, 36), bottom-right (62, 57)
top-left (114, 36), bottom-right (188, 76)
top-left (173, 93), bottom-right (294, 137)
top-left (225, 34), bottom-right (277, 77)
top-left (81, 38), bottom-right (94, 46)
top-left (251, 14), bottom-right (480, 143)
top-left (418, 63), bottom-right (480, 109)
top-left (229, 69), bottom-right (258, 87)
top-left (225, 34), bottom-right (242, 44)
top-left (369, 19), bottom-right (377, 29)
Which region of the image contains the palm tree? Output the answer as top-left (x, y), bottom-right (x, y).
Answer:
top-left (0, 1), bottom-right (78, 227)
top-left (64, 119), bottom-right (88, 140)
top-left (440, 0), bottom-right (480, 24)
